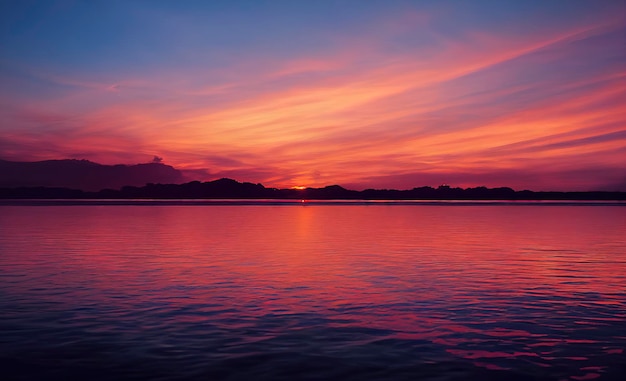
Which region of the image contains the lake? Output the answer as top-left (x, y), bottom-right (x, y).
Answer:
top-left (1, 203), bottom-right (625, 380)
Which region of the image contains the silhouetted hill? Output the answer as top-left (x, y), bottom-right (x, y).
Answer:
top-left (0, 159), bottom-right (184, 191)
top-left (0, 178), bottom-right (624, 200)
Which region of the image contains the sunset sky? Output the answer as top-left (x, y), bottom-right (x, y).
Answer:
top-left (1, 0), bottom-right (624, 191)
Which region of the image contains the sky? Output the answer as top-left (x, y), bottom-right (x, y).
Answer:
top-left (0, 0), bottom-right (625, 191)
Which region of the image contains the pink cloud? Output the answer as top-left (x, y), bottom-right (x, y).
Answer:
top-left (0, 8), bottom-right (624, 191)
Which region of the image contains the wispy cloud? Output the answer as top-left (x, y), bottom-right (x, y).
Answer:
top-left (0, 1), bottom-right (624, 190)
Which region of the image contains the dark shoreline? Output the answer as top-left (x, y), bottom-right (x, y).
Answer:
top-left (1, 178), bottom-right (625, 201)
top-left (1, 199), bottom-right (625, 207)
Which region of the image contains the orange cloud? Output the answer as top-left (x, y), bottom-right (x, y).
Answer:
top-left (0, 6), bottom-right (624, 191)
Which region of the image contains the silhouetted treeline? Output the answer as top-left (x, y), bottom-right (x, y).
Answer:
top-left (0, 179), bottom-right (624, 200)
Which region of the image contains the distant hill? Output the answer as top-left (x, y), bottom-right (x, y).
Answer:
top-left (0, 159), bottom-right (184, 191)
top-left (0, 177), bottom-right (624, 200)
top-left (1, 159), bottom-right (625, 200)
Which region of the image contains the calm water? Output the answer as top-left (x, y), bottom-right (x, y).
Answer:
top-left (1, 204), bottom-right (625, 380)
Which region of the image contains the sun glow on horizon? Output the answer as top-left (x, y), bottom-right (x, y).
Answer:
top-left (0, 1), bottom-right (624, 191)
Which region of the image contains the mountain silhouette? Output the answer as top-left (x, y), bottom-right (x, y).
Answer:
top-left (0, 178), bottom-right (624, 200)
top-left (0, 159), bottom-right (184, 191)
top-left (0, 159), bottom-right (624, 200)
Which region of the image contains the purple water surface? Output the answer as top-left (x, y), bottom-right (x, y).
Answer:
top-left (1, 204), bottom-right (625, 380)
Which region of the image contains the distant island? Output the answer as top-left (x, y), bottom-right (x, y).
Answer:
top-left (1, 178), bottom-right (625, 201)
top-left (0, 159), bottom-right (624, 200)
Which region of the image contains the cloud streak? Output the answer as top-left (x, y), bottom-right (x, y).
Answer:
top-left (0, 1), bottom-right (624, 190)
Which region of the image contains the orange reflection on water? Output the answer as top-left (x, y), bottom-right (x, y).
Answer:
top-left (1, 204), bottom-right (625, 375)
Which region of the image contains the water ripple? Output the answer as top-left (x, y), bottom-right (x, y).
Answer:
top-left (1, 205), bottom-right (625, 380)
